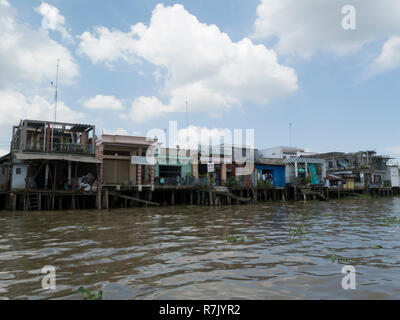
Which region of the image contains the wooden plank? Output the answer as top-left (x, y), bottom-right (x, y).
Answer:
top-left (109, 191), bottom-right (160, 206)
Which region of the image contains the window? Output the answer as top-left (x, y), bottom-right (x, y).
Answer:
top-left (16, 167), bottom-right (21, 175)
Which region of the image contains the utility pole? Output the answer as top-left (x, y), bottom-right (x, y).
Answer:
top-left (185, 100), bottom-right (189, 149)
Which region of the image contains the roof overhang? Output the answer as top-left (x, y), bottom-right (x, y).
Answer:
top-left (14, 152), bottom-right (101, 164)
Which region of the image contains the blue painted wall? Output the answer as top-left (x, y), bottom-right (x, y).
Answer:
top-left (256, 164), bottom-right (286, 187)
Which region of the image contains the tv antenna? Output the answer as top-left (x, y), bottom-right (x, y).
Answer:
top-left (289, 122), bottom-right (292, 147)
top-left (50, 59), bottom-right (60, 151)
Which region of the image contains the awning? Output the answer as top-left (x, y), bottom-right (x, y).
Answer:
top-left (14, 152), bottom-right (101, 164)
top-left (327, 174), bottom-right (343, 181)
top-left (283, 157), bottom-right (326, 164)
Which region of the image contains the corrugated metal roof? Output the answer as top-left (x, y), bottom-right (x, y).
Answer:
top-left (256, 158), bottom-right (285, 165)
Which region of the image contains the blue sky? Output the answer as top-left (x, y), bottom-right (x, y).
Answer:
top-left (1, 0), bottom-right (400, 161)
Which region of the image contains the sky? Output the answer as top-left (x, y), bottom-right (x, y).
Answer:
top-left (1, 0), bottom-right (400, 162)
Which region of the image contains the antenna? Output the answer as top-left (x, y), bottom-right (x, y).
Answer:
top-left (289, 122), bottom-right (292, 147)
top-left (186, 100), bottom-right (189, 128)
top-left (50, 59), bottom-right (60, 151)
top-left (54, 59), bottom-right (59, 122)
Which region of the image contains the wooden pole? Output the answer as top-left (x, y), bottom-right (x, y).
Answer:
top-left (109, 191), bottom-right (159, 206)
top-left (45, 162), bottom-right (49, 189)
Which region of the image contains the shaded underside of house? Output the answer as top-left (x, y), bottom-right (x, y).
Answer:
top-left (11, 152), bottom-right (101, 191)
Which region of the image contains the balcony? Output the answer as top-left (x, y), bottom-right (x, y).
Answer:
top-left (12, 120), bottom-right (96, 156)
top-left (51, 142), bottom-right (93, 154)
top-left (23, 142), bottom-right (94, 155)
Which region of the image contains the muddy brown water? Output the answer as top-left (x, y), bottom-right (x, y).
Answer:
top-left (1, 197), bottom-right (400, 300)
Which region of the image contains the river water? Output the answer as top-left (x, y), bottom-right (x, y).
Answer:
top-left (1, 197), bottom-right (400, 300)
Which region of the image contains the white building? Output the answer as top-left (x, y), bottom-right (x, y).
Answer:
top-left (384, 165), bottom-right (400, 187)
top-left (256, 146), bottom-right (315, 160)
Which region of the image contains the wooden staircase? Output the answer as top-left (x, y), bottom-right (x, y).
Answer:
top-left (27, 193), bottom-right (39, 211)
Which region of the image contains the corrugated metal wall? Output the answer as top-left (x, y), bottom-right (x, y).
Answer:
top-left (103, 159), bottom-right (130, 184)
top-left (256, 164), bottom-right (286, 187)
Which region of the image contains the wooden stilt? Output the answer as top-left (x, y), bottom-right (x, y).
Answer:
top-left (12, 194), bottom-right (17, 211)
top-left (96, 188), bottom-right (102, 210)
top-left (104, 188), bottom-right (109, 209)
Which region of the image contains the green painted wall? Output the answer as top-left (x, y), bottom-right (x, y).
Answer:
top-left (155, 155), bottom-right (192, 177)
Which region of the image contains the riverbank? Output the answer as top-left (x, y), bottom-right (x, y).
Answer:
top-left (1, 185), bottom-right (399, 211)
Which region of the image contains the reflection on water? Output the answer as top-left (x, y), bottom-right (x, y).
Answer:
top-left (1, 197), bottom-right (400, 300)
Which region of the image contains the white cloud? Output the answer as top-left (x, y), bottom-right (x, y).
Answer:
top-left (78, 26), bottom-right (138, 65)
top-left (129, 96), bottom-right (170, 122)
top-left (99, 128), bottom-right (142, 137)
top-left (0, 1), bottom-right (78, 88)
top-left (369, 37), bottom-right (400, 77)
top-left (0, 0), bottom-right (10, 7)
top-left (82, 94), bottom-right (125, 110)
top-left (35, 2), bottom-right (72, 42)
top-left (253, 0), bottom-right (400, 58)
top-left (176, 125), bottom-right (234, 150)
top-left (0, 90), bottom-right (85, 137)
top-left (0, 148), bottom-right (9, 157)
top-left (78, 4), bottom-right (298, 122)
top-left (102, 128), bottom-right (129, 135)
